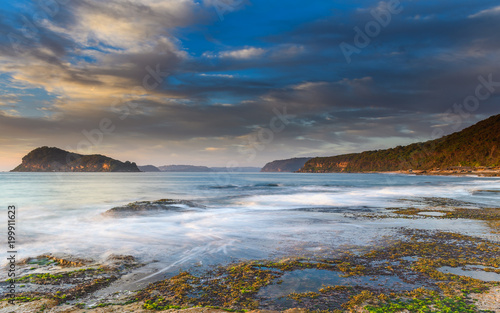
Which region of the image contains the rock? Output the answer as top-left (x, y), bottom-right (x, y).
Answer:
top-left (103, 199), bottom-right (205, 217)
top-left (0, 301), bottom-right (314, 313)
top-left (37, 254), bottom-right (93, 267)
top-left (101, 255), bottom-right (140, 271)
top-left (471, 286), bottom-right (500, 313)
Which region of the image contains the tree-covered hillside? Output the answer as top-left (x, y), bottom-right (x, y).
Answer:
top-left (299, 114), bottom-right (500, 173)
top-left (12, 146), bottom-right (140, 172)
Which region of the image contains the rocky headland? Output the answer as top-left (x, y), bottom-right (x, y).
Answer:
top-left (11, 147), bottom-right (140, 172)
top-left (260, 158), bottom-right (312, 172)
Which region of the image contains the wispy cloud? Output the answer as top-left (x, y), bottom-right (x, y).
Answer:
top-left (469, 5), bottom-right (500, 18)
top-left (205, 47), bottom-right (267, 59)
top-left (199, 73), bottom-right (235, 78)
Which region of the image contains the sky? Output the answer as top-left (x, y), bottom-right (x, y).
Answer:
top-left (0, 0), bottom-right (499, 170)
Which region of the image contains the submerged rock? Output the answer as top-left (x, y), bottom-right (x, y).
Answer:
top-left (103, 199), bottom-right (205, 217)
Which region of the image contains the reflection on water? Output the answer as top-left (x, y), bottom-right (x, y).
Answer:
top-left (258, 268), bottom-right (420, 299)
top-left (438, 266), bottom-right (500, 282)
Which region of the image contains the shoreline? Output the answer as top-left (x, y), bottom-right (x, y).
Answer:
top-left (295, 169), bottom-right (500, 177)
top-left (387, 169), bottom-right (500, 177)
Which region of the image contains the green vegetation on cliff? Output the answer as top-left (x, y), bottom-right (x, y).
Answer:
top-left (11, 147), bottom-right (140, 172)
top-left (300, 114), bottom-right (500, 173)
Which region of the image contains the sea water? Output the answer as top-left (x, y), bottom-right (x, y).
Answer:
top-left (0, 172), bottom-right (499, 282)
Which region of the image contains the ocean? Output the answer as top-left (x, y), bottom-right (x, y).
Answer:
top-left (0, 172), bottom-right (499, 284)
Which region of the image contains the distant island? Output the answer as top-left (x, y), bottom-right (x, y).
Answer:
top-left (261, 157), bottom-right (312, 172)
top-left (141, 165), bottom-right (261, 172)
top-left (11, 147), bottom-right (140, 172)
top-left (210, 167), bottom-right (261, 172)
top-left (158, 165), bottom-right (212, 172)
top-left (299, 113), bottom-right (500, 175)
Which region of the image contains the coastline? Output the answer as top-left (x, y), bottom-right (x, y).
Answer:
top-left (386, 168), bottom-right (500, 177)
top-left (302, 169), bottom-right (500, 177)
top-left (292, 167), bottom-right (500, 177)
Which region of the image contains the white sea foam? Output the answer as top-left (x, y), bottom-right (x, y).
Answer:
top-left (0, 172), bottom-right (498, 277)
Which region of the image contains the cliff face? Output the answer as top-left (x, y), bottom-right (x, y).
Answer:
top-left (261, 157), bottom-right (312, 172)
top-left (299, 114), bottom-right (500, 173)
top-left (11, 147), bottom-right (141, 172)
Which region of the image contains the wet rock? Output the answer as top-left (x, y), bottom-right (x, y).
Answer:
top-left (0, 253), bottom-right (145, 311)
top-left (37, 254), bottom-right (93, 267)
top-left (100, 255), bottom-right (141, 271)
top-left (400, 197), bottom-right (484, 208)
top-left (103, 199), bottom-right (205, 217)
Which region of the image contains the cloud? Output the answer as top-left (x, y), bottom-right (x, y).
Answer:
top-left (469, 5), bottom-right (500, 18)
top-left (218, 47), bottom-right (267, 59)
top-left (46, 0), bottom-right (201, 51)
top-left (0, 0), bottom-right (202, 117)
top-left (269, 44), bottom-right (305, 59)
top-left (199, 73), bottom-right (235, 78)
top-left (292, 81), bottom-right (328, 90)
top-left (202, 0), bottom-right (247, 16)
top-left (0, 109), bottom-right (20, 117)
top-left (203, 44), bottom-right (303, 61)
top-left (204, 147), bottom-right (226, 151)
top-left (0, 93), bottom-right (21, 106)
